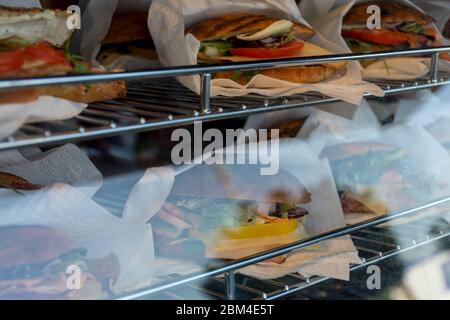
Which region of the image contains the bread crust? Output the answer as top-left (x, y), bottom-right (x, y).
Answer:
top-left (0, 5), bottom-right (67, 17)
top-left (215, 65), bottom-right (334, 85)
top-left (186, 13), bottom-right (314, 42)
top-left (267, 119), bottom-right (306, 139)
top-left (343, 1), bottom-right (434, 26)
top-left (36, 81), bottom-right (127, 104)
top-left (102, 12), bottom-right (151, 45)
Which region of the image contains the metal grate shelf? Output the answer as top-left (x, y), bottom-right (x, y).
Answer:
top-left (1, 46), bottom-right (449, 151)
top-left (93, 172), bottom-right (450, 301)
top-left (147, 216), bottom-right (450, 300)
top-left (1, 72), bottom-right (449, 151)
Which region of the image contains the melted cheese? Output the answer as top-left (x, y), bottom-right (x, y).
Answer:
top-left (237, 20), bottom-right (293, 41)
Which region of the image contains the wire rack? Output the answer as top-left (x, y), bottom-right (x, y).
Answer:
top-left (94, 172), bottom-right (450, 300)
top-left (1, 47), bottom-right (450, 151)
top-left (151, 216), bottom-right (450, 300)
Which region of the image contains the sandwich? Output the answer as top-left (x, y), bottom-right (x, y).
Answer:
top-left (0, 172), bottom-right (42, 192)
top-left (97, 12), bottom-right (158, 69)
top-left (0, 226), bottom-right (120, 299)
top-left (0, 6), bottom-right (126, 104)
top-left (342, 1), bottom-right (450, 65)
top-left (186, 13), bottom-right (347, 85)
top-left (322, 142), bottom-right (442, 215)
top-left (266, 118), bottom-right (306, 139)
top-left (444, 18), bottom-right (450, 39)
top-left (153, 164), bottom-right (311, 260)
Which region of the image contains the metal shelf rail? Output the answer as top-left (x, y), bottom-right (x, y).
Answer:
top-left (1, 47), bottom-right (449, 151)
top-left (155, 215), bottom-right (450, 300)
top-left (114, 196), bottom-right (450, 300)
top-left (94, 175), bottom-right (450, 300)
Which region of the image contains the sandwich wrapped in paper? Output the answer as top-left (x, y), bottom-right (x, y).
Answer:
top-left (311, 0), bottom-right (450, 80)
top-left (146, 140), bottom-right (361, 281)
top-left (0, 145), bottom-right (158, 298)
top-left (0, 226), bottom-right (120, 300)
top-left (153, 164), bottom-right (313, 260)
top-left (148, 0), bottom-right (383, 105)
top-left (303, 105), bottom-right (450, 223)
top-left (74, 0), bottom-right (158, 70)
top-left (0, 5), bottom-right (126, 104)
top-left (394, 88), bottom-right (450, 153)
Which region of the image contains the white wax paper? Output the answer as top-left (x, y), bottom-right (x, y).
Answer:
top-left (148, 0), bottom-right (383, 105)
top-left (0, 145), bottom-right (160, 297)
top-left (0, 97), bottom-right (87, 141)
top-left (310, 0), bottom-right (450, 80)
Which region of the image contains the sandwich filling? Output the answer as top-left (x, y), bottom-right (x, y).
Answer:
top-left (0, 36), bottom-right (91, 78)
top-left (199, 19), bottom-right (305, 60)
top-left (342, 1), bottom-right (449, 61)
top-left (325, 143), bottom-right (443, 215)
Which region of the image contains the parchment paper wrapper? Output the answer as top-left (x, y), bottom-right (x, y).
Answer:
top-left (143, 140), bottom-right (361, 281)
top-left (0, 97), bottom-right (87, 141)
top-left (74, 0), bottom-right (158, 69)
top-left (0, 145), bottom-right (161, 296)
top-left (310, 0), bottom-right (450, 80)
top-left (148, 0), bottom-right (383, 105)
top-left (302, 105), bottom-right (450, 224)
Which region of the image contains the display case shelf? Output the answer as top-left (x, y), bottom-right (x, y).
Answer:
top-left (1, 47), bottom-right (449, 151)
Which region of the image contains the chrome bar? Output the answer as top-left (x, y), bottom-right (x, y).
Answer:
top-left (431, 53), bottom-right (440, 83)
top-left (201, 73), bottom-right (211, 114)
top-left (116, 195), bottom-right (450, 300)
top-left (0, 47), bottom-right (449, 90)
top-left (2, 75), bottom-right (449, 152)
top-left (225, 272), bottom-right (235, 300)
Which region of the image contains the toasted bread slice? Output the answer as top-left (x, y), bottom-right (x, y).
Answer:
top-left (215, 65), bottom-right (335, 85)
top-left (0, 81), bottom-right (126, 104)
top-left (343, 1), bottom-right (433, 26)
top-left (0, 5), bottom-right (73, 47)
top-left (102, 12), bottom-right (151, 45)
top-left (186, 13), bottom-right (315, 42)
top-left (36, 81), bottom-right (127, 104)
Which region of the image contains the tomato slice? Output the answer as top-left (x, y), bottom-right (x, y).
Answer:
top-left (230, 41), bottom-right (305, 59)
top-left (23, 42), bottom-right (70, 66)
top-left (0, 50), bottom-right (25, 74)
top-left (342, 29), bottom-right (410, 46)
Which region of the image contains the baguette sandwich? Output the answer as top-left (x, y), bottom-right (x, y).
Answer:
top-left (0, 226), bottom-right (120, 300)
top-left (322, 142), bottom-right (442, 215)
top-left (0, 6), bottom-right (126, 104)
top-left (153, 164), bottom-right (311, 260)
top-left (342, 1), bottom-right (450, 66)
top-left (97, 12), bottom-right (158, 68)
top-left (186, 13), bottom-right (347, 85)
